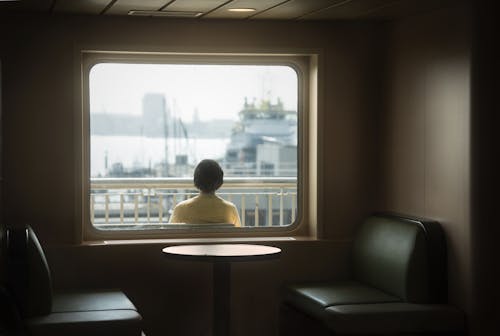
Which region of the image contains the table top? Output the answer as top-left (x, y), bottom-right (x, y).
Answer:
top-left (162, 244), bottom-right (281, 262)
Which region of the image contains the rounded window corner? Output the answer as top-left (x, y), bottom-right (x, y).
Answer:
top-left (80, 51), bottom-right (315, 239)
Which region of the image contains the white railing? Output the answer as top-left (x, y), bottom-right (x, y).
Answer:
top-left (90, 177), bottom-right (297, 229)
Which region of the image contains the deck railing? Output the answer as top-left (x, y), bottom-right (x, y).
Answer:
top-left (90, 177), bottom-right (297, 229)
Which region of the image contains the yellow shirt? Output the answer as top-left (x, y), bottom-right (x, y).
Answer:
top-left (169, 193), bottom-right (242, 227)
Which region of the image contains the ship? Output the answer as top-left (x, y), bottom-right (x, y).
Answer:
top-left (224, 98), bottom-right (298, 176)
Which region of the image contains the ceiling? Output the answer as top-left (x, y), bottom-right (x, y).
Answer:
top-left (0, 0), bottom-right (458, 20)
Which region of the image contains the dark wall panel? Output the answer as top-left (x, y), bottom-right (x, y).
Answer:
top-left (0, 15), bottom-right (384, 336)
top-left (382, 3), bottom-right (471, 317)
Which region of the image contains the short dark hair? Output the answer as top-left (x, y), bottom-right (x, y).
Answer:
top-left (194, 159), bottom-right (223, 193)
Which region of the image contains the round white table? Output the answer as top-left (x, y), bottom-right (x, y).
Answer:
top-left (162, 244), bottom-right (282, 336)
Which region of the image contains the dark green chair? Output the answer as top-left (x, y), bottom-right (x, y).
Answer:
top-left (280, 213), bottom-right (465, 335)
top-left (3, 225), bottom-right (144, 336)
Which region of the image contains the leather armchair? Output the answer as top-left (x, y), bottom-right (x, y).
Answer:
top-left (280, 213), bottom-right (465, 335)
top-left (4, 225), bottom-right (143, 336)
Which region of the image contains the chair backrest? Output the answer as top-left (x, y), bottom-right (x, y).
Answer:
top-left (163, 223), bottom-right (235, 230)
top-left (352, 213), bottom-right (447, 303)
top-left (7, 225), bottom-right (52, 317)
top-left (0, 224), bottom-right (6, 284)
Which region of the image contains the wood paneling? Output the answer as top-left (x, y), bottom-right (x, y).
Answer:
top-left (469, 1), bottom-right (500, 334)
top-left (382, 5), bottom-right (471, 312)
top-left (0, 14), bottom-right (383, 335)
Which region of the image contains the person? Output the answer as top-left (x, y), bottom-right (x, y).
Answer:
top-left (169, 159), bottom-right (242, 227)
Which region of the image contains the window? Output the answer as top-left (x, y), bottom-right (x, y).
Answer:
top-left (81, 52), bottom-right (314, 239)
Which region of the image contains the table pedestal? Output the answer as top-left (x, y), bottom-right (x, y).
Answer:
top-left (162, 244), bottom-right (281, 336)
top-left (214, 262), bottom-right (230, 336)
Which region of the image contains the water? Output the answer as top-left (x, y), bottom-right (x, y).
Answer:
top-left (91, 135), bottom-right (230, 177)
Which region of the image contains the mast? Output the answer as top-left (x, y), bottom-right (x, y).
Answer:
top-left (163, 98), bottom-right (169, 176)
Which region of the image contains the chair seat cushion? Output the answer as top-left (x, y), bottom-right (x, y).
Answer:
top-left (52, 290), bottom-right (138, 313)
top-left (323, 302), bottom-right (465, 334)
top-left (26, 310), bottom-right (142, 336)
top-left (283, 281), bottom-right (400, 319)
top-left (25, 290), bottom-right (142, 336)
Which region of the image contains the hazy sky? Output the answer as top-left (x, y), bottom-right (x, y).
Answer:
top-left (89, 63), bottom-right (298, 122)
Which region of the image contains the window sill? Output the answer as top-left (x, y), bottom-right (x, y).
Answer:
top-left (80, 236), bottom-right (324, 246)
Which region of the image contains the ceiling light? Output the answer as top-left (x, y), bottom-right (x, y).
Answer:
top-left (128, 10), bottom-right (203, 18)
top-left (227, 8), bottom-right (256, 12)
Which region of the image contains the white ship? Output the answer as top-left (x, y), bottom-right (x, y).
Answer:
top-left (224, 98), bottom-right (297, 176)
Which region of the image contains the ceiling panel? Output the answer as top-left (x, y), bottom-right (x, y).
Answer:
top-left (106, 0), bottom-right (167, 15)
top-left (251, 0), bottom-right (348, 20)
top-left (164, 0), bottom-right (229, 13)
top-left (54, 0), bottom-right (111, 14)
top-left (300, 0), bottom-right (392, 20)
top-left (360, 0), bottom-right (459, 19)
top-left (0, 0), bottom-right (462, 21)
top-left (204, 0), bottom-right (286, 19)
top-left (0, 0), bottom-right (52, 13)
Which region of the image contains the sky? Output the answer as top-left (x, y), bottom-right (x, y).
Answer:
top-left (89, 63), bottom-right (298, 122)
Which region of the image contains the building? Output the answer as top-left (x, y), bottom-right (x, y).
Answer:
top-left (142, 93), bottom-right (169, 138)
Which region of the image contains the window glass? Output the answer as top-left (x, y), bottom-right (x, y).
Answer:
top-left (89, 62), bottom-right (298, 230)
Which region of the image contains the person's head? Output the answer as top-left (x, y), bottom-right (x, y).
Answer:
top-left (194, 159), bottom-right (224, 194)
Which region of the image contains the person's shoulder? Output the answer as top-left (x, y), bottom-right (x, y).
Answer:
top-left (175, 197), bottom-right (196, 208)
top-left (217, 196), bottom-right (237, 208)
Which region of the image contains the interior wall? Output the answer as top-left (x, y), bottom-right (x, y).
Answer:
top-left (0, 15), bottom-right (383, 245)
top-left (381, 4), bottom-right (471, 314)
top-left (321, 22), bottom-right (386, 241)
top-left (0, 60), bottom-right (4, 276)
top-left (470, 1), bottom-right (500, 333)
top-left (44, 240), bottom-right (350, 336)
top-left (0, 15), bottom-right (385, 336)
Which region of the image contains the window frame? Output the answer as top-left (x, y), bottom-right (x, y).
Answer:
top-left (79, 50), bottom-right (317, 241)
